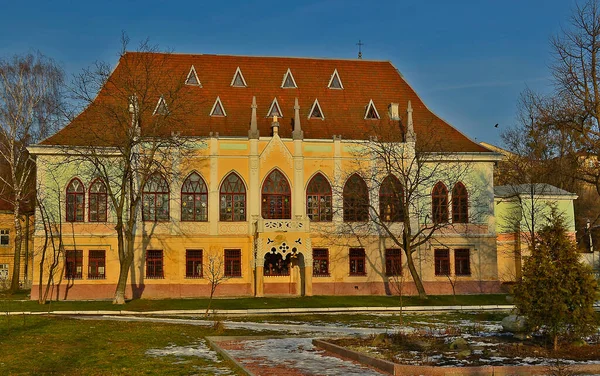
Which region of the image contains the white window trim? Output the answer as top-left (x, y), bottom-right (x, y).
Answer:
top-left (153, 96), bottom-right (168, 115)
top-left (230, 67), bottom-right (248, 87)
top-left (266, 97), bottom-right (283, 118)
top-left (209, 96), bottom-right (227, 117)
top-left (308, 98), bottom-right (325, 120)
top-left (185, 65), bottom-right (202, 87)
top-left (328, 68), bottom-right (344, 89)
top-left (281, 68), bottom-right (298, 88)
top-left (364, 99), bottom-right (380, 120)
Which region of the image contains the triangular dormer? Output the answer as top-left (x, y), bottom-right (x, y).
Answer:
top-left (185, 65), bottom-right (201, 86)
top-left (153, 96), bottom-right (168, 115)
top-left (231, 67), bottom-right (248, 87)
top-left (308, 99), bottom-right (324, 120)
top-left (364, 99), bottom-right (380, 119)
top-left (210, 96), bottom-right (226, 117)
top-left (281, 68), bottom-right (298, 88)
top-left (266, 98), bottom-right (283, 118)
top-left (328, 69), bottom-right (343, 89)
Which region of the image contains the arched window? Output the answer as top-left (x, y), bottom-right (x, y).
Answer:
top-left (306, 173), bottom-right (332, 222)
top-left (181, 172), bottom-right (208, 221)
top-left (142, 173), bottom-right (170, 222)
top-left (66, 178), bottom-right (85, 222)
top-left (343, 174), bottom-right (369, 222)
top-left (220, 172), bottom-right (246, 221)
top-left (379, 175), bottom-right (404, 222)
top-left (89, 178), bottom-right (107, 222)
top-left (432, 182), bottom-right (448, 224)
top-left (452, 182), bottom-right (469, 223)
top-left (262, 169), bottom-right (291, 219)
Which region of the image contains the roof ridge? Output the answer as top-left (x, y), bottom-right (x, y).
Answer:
top-left (123, 51), bottom-right (391, 63)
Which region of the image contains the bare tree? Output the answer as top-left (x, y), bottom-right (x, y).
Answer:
top-left (204, 247), bottom-right (229, 316)
top-left (49, 34), bottom-right (200, 304)
top-left (0, 53), bottom-right (64, 292)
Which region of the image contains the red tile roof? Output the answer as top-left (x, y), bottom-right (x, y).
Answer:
top-left (42, 53), bottom-right (489, 153)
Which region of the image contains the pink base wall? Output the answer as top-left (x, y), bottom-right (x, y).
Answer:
top-left (312, 281), bottom-right (501, 296)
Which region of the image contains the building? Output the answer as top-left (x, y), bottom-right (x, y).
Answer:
top-left (28, 53), bottom-right (502, 300)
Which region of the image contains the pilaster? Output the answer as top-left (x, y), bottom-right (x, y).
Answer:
top-left (293, 139), bottom-right (304, 218)
top-left (209, 133), bottom-right (219, 235)
top-left (333, 135), bottom-right (343, 224)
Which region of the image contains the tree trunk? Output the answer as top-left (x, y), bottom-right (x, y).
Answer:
top-left (554, 334), bottom-right (558, 351)
top-left (10, 203), bottom-right (22, 292)
top-left (113, 225), bottom-right (133, 304)
top-left (205, 284), bottom-right (216, 317)
top-left (404, 249), bottom-right (427, 299)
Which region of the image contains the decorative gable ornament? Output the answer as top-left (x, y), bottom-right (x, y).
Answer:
top-left (210, 96), bottom-right (226, 117)
top-left (185, 65), bottom-right (201, 86)
top-left (364, 99), bottom-right (380, 119)
top-left (231, 67), bottom-right (248, 87)
top-left (328, 69), bottom-right (343, 89)
top-left (267, 97), bottom-right (283, 118)
top-left (281, 68), bottom-right (298, 88)
top-left (153, 96), bottom-right (168, 115)
top-left (308, 98), bottom-right (324, 120)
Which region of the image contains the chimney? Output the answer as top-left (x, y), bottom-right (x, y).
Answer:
top-left (388, 103), bottom-right (400, 120)
top-left (406, 100), bottom-right (416, 142)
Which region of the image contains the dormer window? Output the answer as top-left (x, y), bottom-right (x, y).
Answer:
top-left (364, 99), bottom-right (380, 120)
top-left (153, 96), bottom-right (168, 115)
top-left (281, 68), bottom-right (297, 88)
top-left (328, 69), bottom-right (343, 89)
top-left (210, 96), bottom-right (226, 117)
top-left (267, 98), bottom-right (283, 117)
top-left (308, 99), bottom-right (324, 120)
top-left (231, 67), bottom-right (248, 87)
top-left (185, 65), bottom-right (201, 86)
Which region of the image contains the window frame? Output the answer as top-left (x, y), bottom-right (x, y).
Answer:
top-left (146, 250), bottom-right (164, 279)
top-left (261, 169), bottom-right (291, 219)
top-left (142, 173), bottom-right (170, 222)
top-left (186, 249), bottom-right (203, 278)
top-left (454, 249), bottom-right (471, 276)
top-left (306, 173), bottom-right (332, 222)
top-left (312, 248), bottom-right (330, 277)
top-left (224, 249), bottom-right (242, 277)
top-left (66, 178), bottom-right (85, 223)
top-left (385, 248), bottom-right (402, 276)
top-left (343, 174), bottom-right (369, 222)
top-left (432, 182), bottom-right (449, 224)
top-left (65, 250), bottom-right (83, 279)
top-left (379, 175), bottom-right (404, 222)
top-left (349, 248), bottom-right (366, 276)
top-left (88, 178), bottom-right (108, 222)
top-left (181, 172), bottom-right (208, 222)
top-left (220, 173), bottom-right (247, 222)
top-left (88, 250), bottom-right (106, 279)
top-left (434, 249), bottom-right (450, 276)
top-left (0, 229), bottom-right (9, 246)
top-left (452, 182), bottom-right (469, 224)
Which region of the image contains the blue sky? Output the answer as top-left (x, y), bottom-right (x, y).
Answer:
top-left (0, 0), bottom-right (577, 146)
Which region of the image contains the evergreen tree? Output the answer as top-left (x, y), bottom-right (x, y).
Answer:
top-left (514, 207), bottom-right (598, 350)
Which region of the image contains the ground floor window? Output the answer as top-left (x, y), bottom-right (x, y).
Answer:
top-left (224, 249), bottom-right (241, 277)
top-left (385, 249), bottom-right (402, 276)
top-left (434, 249), bottom-right (450, 276)
top-left (0, 229), bottom-right (9, 245)
top-left (264, 253), bottom-right (291, 276)
top-left (65, 250), bottom-right (83, 279)
top-left (313, 248), bottom-right (329, 277)
top-left (186, 249), bottom-right (203, 278)
top-left (88, 250), bottom-right (106, 279)
top-left (146, 250), bottom-right (164, 279)
top-left (349, 248), bottom-right (366, 276)
top-left (0, 264), bottom-right (8, 280)
top-left (454, 249), bottom-right (471, 276)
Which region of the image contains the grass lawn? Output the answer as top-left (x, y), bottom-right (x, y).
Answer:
top-left (0, 292), bottom-right (510, 313)
top-left (0, 315), bottom-right (247, 375)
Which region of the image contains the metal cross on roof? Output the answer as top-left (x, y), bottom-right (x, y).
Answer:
top-left (356, 40), bottom-right (364, 59)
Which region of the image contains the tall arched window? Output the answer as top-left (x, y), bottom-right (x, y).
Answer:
top-left (220, 172), bottom-right (246, 221)
top-left (432, 182), bottom-right (448, 224)
top-left (452, 182), bottom-right (469, 223)
top-left (89, 178), bottom-right (107, 222)
top-left (142, 173), bottom-right (170, 222)
top-left (306, 173), bottom-right (332, 222)
top-left (181, 172), bottom-right (208, 221)
top-left (262, 169), bottom-right (291, 219)
top-left (379, 175), bottom-right (404, 222)
top-left (343, 174), bottom-right (369, 222)
top-left (66, 178), bottom-right (85, 222)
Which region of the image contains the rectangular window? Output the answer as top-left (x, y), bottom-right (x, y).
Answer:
top-left (186, 249), bottom-right (203, 278)
top-left (0, 229), bottom-right (8, 246)
top-left (146, 250), bottom-right (164, 279)
top-left (434, 249), bottom-right (450, 276)
top-left (349, 248), bottom-right (366, 276)
top-left (65, 250), bottom-right (83, 279)
top-left (385, 249), bottom-right (402, 276)
top-left (88, 250), bottom-right (106, 279)
top-left (454, 249), bottom-right (471, 276)
top-left (312, 248), bottom-right (329, 277)
top-left (0, 264), bottom-right (8, 279)
top-left (224, 249), bottom-right (241, 277)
